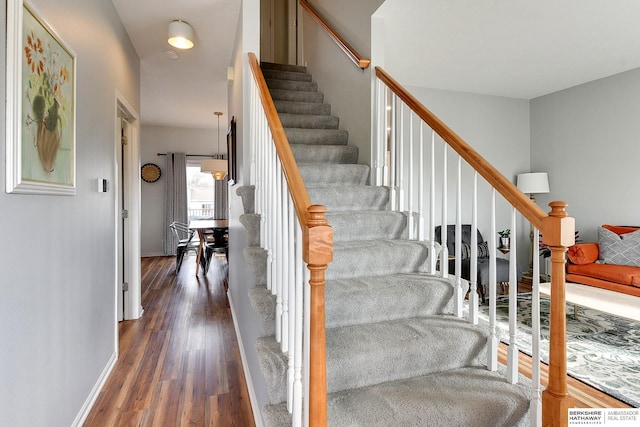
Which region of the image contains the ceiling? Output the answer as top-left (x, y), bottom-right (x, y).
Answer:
top-left (111, 0), bottom-right (640, 131)
top-left (111, 0), bottom-right (241, 130)
top-left (381, 0), bottom-right (640, 99)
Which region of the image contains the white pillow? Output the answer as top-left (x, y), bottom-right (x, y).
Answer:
top-left (598, 227), bottom-right (640, 267)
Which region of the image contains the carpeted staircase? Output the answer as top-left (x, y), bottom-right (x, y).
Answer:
top-left (237, 62), bottom-right (532, 426)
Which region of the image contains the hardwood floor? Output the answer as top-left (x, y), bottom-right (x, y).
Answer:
top-left (84, 255), bottom-right (255, 427)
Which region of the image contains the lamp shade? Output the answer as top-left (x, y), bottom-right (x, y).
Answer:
top-left (168, 20), bottom-right (194, 49)
top-left (201, 159), bottom-right (227, 181)
top-left (517, 172), bottom-right (549, 194)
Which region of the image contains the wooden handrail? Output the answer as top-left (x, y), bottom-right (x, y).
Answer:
top-left (375, 66), bottom-right (545, 229)
top-left (249, 52), bottom-right (331, 426)
top-left (249, 53), bottom-right (313, 224)
top-left (299, 0), bottom-right (370, 69)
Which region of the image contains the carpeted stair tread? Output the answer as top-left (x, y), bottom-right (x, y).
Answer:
top-left (291, 144), bottom-right (359, 164)
top-left (239, 213), bottom-right (260, 246)
top-left (326, 274), bottom-right (458, 328)
top-left (269, 88), bottom-right (324, 104)
top-left (248, 286), bottom-right (276, 337)
top-left (257, 316), bottom-right (489, 404)
top-left (279, 113), bottom-right (339, 130)
top-left (326, 210), bottom-right (407, 241)
top-left (266, 78), bottom-right (318, 93)
top-left (328, 239), bottom-right (437, 280)
top-left (236, 185), bottom-right (255, 214)
top-left (263, 367), bottom-right (531, 427)
top-left (260, 61), bottom-right (307, 73)
top-left (286, 128), bottom-right (349, 146)
top-left (299, 164), bottom-right (369, 186)
top-left (262, 69), bottom-right (312, 82)
top-left (307, 185), bottom-right (389, 211)
top-left (244, 246), bottom-right (267, 287)
top-left (274, 100), bottom-right (331, 116)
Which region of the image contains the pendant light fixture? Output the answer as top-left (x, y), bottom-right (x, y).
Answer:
top-left (201, 112), bottom-right (227, 180)
top-left (168, 20), bottom-right (194, 49)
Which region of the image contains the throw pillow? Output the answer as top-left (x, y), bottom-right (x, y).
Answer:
top-left (602, 224), bottom-right (640, 236)
top-left (477, 241), bottom-right (490, 258)
top-left (456, 242), bottom-right (490, 259)
top-left (459, 243), bottom-right (471, 260)
top-left (567, 243), bottom-right (599, 265)
top-left (598, 227), bottom-right (640, 267)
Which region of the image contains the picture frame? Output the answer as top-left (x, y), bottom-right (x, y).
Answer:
top-left (5, 0), bottom-right (76, 195)
top-left (227, 116), bottom-right (237, 184)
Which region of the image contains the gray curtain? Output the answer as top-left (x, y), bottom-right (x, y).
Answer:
top-left (163, 152), bottom-right (188, 255)
top-left (214, 175), bottom-right (228, 219)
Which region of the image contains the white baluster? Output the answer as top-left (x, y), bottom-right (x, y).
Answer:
top-left (292, 220), bottom-right (303, 425)
top-left (441, 143), bottom-right (448, 278)
top-left (398, 103), bottom-right (405, 214)
top-left (469, 172), bottom-right (478, 325)
top-left (531, 226), bottom-right (542, 427)
top-left (389, 96), bottom-right (397, 211)
top-left (429, 130), bottom-right (436, 274)
top-left (418, 122), bottom-right (424, 242)
top-left (407, 112), bottom-right (414, 239)
top-left (287, 194), bottom-right (295, 413)
top-left (454, 157), bottom-right (462, 318)
top-left (488, 189), bottom-right (498, 371)
top-left (280, 173), bottom-right (288, 353)
top-left (275, 161), bottom-right (283, 344)
top-left (507, 207), bottom-right (519, 383)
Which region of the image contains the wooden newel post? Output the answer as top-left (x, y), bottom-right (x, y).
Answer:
top-left (541, 201), bottom-right (575, 427)
top-left (304, 205), bottom-right (333, 427)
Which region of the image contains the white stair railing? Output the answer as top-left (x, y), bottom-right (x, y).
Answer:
top-left (373, 66), bottom-right (571, 427)
top-left (249, 53), bottom-right (333, 426)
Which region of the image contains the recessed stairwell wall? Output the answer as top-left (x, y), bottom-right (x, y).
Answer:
top-left (301, 0), bottom-right (384, 169)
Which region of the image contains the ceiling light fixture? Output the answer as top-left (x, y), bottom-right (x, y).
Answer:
top-left (167, 20), bottom-right (194, 50)
top-left (201, 112), bottom-right (227, 181)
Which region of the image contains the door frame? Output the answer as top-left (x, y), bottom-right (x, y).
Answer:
top-left (115, 91), bottom-right (143, 322)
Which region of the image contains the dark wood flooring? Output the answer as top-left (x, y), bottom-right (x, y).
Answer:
top-left (84, 254), bottom-right (255, 426)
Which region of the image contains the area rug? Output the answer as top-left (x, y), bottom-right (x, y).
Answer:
top-left (473, 293), bottom-right (640, 407)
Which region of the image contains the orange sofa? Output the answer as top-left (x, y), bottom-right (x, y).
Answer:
top-left (566, 225), bottom-right (640, 297)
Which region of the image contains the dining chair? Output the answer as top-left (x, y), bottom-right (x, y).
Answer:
top-left (202, 227), bottom-right (229, 274)
top-left (169, 221), bottom-right (199, 272)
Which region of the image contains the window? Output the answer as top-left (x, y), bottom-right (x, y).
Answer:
top-left (186, 163), bottom-right (215, 219)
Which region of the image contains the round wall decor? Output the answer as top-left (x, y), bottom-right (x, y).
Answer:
top-left (141, 163), bottom-right (161, 183)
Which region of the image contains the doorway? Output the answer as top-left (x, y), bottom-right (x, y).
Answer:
top-left (116, 96), bottom-right (142, 321)
top-left (261, 0), bottom-right (298, 64)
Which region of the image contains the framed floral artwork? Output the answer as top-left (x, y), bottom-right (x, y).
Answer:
top-left (5, 0), bottom-right (76, 194)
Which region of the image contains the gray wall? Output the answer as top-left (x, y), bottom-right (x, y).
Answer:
top-left (531, 68), bottom-right (640, 242)
top-left (140, 125), bottom-right (216, 256)
top-left (0, 0), bottom-right (140, 425)
top-left (406, 86), bottom-right (532, 266)
top-left (228, 0), bottom-right (270, 419)
top-left (302, 0), bottom-right (384, 169)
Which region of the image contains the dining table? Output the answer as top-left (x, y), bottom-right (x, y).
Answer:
top-left (189, 219), bottom-right (229, 275)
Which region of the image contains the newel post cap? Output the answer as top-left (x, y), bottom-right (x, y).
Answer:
top-left (541, 201), bottom-right (575, 247)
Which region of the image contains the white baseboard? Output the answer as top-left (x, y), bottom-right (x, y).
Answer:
top-left (71, 351), bottom-right (117, 427)
top-left (228, 291), bottom-right (264, 427)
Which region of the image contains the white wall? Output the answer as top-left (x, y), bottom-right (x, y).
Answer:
top-left (531, 68), bottom-right (640, 242)
top-left (0, 0), bottom-right (139, 425)
top-left (140, 125), bottom-right (216, 256)
top-left (302, 0), bottom-right (384, 169)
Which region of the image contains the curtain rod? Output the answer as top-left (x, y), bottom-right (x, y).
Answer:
top-left (156, 153), bottom-right (215, 158)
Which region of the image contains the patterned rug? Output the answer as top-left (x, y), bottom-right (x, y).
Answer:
top-left (474, 293), bottom-right (640, 407)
